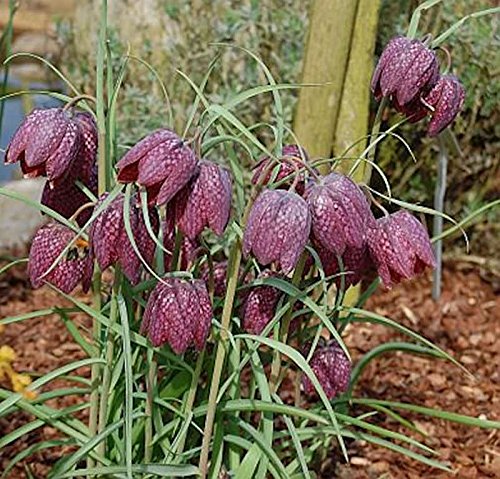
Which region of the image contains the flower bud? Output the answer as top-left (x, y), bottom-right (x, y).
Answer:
top-left (366, 210), bottom-right (435, 288)
top-left (306, 173), bottom-right (373, 256)
top-left (141, 278), bottom-right (213, 353)
top-left (116, 129), bottom-right (198, 206)
top-left (244, 189), bottom-right (311, 274)
top-left (302, 340), bottom-right (351, 400)
top-left (28, 223), bottom-right (93, 294)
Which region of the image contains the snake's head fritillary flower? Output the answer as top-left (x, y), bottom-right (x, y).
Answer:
top-left (423, 75), bottom-right (465, 136)
top-left (306, 173), bottom-right (373, 256)
top-left (28, 223), bottom-right (93, 293)
top-left (251, 144), bottom-right (310, 195)
top-left (242, 270), bottom-right (281, 335)
top-left (302, 340), bottom-right (351, 400)
top-left (371, 36), bottom-right (439, 106)
top-left (174, 160), bottom-right (232, 240)
top-left (366, 210), bottom-right (435, 288)
top-left (90, 193), bottom-right (159, 284)
top-left (116, 129), bottom-right (198, 206)
top-left (243, 189), bottom-right (311, 274)
top-left (5, 108), bottom-right (83, 185)
top-left (141, 278), bottom-right (213, 353)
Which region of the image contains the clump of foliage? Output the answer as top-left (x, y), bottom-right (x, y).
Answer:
top-left (0, 1), bottom-right (499, 478)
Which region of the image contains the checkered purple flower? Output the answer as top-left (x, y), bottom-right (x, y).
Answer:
top-left (242, 270), bottom-right (281, 335)
top-left (5, 108), bottom-right (83, 185)
top-left (302, 340), bottom-right (351, 400)
top-left (116, 129), bottom-right (198, 206)
top-left (366, 210), bottom-right (436, 288)
top-left (423, 75), bottom-right (465, 136)
top-left (141, 278), bottom-right (213, 353)
top-left (244, 189), bottom-right (311, 274)
top-left (306, 173), bottom-right (373, 256)
top-left (371, 36), bottom-right (439, 107)
top-left (28, 223), bottom-right (93, 293)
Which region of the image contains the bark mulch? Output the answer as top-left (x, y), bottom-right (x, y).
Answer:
top-left (0, 260), bottom-right (498, 478)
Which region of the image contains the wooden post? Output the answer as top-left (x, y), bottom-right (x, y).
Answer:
top-left (293, 0), bottom-right (359, 160)
top-left (334, 0), bottom-right (382, 180)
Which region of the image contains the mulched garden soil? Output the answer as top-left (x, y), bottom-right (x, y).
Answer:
top-left (0, 259), bottom-right (498, 478)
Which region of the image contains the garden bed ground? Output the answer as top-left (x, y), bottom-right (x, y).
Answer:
top-left (0, 258), bottom-right (498, 478)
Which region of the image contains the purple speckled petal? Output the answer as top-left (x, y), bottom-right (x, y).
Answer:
top-left (90, 193), bottom-right (124, 271)
top-left (366, 210), bottom-right (434, 288)
top-left (45, 120), bottom-right (82, 183)
top-left (24, 109), bottom-right (68, 168)
top-left (74, 112), bottom-right (98, 183)
top-left (307, 173), bottom-right (372, 256)
top-left (191, 280), bottom-right (213, 350)
top-left (302, 341), bottom-right (351, 400)
top-left (28, 223), bottom-right (93, 294)
top-left (5, 109), bottom-right (44, 164)
top-left (177, 160), bottom-right (232, 239)
top-left (396, 47), bottom-right (439, 105)
top-left (425, 75), bottom-right (465, 136)
top-left (245, 189), bottom-right (311, 273)
top-left (116, 129), bottom-right (179, 182)
top-left (243, 270), bottom-right (281, 334)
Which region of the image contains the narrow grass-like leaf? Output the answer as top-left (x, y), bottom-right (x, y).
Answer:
top-left (118, 295), bottom-right (134, 479)
top-left (3, 439), bottom-right (74, 479)
top-left (0, 309), bottom-right (54, 326)
top-left (0, 258), bottom-right (28, 276)
top-left (4, 52), bottom-right (81, 95)
top-left (349, 342), bottom-right (444, 393)
top-left (58, 464), bottom-right (200, 477)
top-left (344, 308), bottom-right (471, 377)
top-left (0, 358), bottom-right (104, 417)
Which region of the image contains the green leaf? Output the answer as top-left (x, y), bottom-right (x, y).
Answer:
top-left (0, 309), bottom-right (54, 326)
top-left (345, 307), bottom-right (471, 377)
top-left (118, 295), bottom-right (134, 479)
top-left (57, 464), bottom-right (200, 477)
top-left (0, 358), bottom-right (104, 417)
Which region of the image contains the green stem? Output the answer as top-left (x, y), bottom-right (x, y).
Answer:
top-left (96, 269), bottom-right (122, 457)
top-left (198, 243), bottom-right (242, 478)
top-left (175, 350), bottom-right (205, 458)
top-left (88, 1), bottom-right (108, 472)
top-left (87, 273), bottom-right (102, 472)
top-left (269, 252), bottom-right (307, 394)
top-left (144, 353), bottom-right (157, 463)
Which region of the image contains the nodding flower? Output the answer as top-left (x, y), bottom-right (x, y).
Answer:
top-left (28, 223), bottom-right (94, 294)
top-left (141, 278), bottom-right (213, 354)
top-left (243, 189), bottom-right (311, 274)
top-left (366, 210), bottom-right (436, 288)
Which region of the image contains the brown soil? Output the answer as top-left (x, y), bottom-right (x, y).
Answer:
top-left (0, 259), bottom-right (498, 478)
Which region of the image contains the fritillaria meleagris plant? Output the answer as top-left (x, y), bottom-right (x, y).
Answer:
top-left (5, 6), bottom-right (490, 475)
